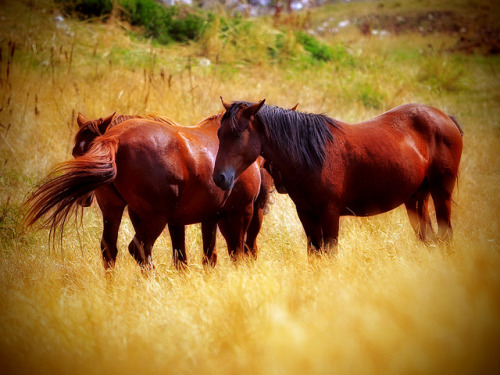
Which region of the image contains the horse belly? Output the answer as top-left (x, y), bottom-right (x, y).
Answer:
top-left (342, 194), bottom-right (410, 216)
top-left (341, 156), bottom-right (427, 216)
top-left (168, 187), bottom-right (227, 224)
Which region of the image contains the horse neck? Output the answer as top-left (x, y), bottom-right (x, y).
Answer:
top-left (256, 113), bottom-right (336, 181)
top-left (259, 132), bottom-right (308, 183)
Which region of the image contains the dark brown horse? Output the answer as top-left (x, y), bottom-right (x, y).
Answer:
top-left (213, 99), bottom-right (463, 254)
top-left (23, 112), bottom-right (272, 269)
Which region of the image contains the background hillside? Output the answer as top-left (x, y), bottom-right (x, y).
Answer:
top-left (0, 0), bottom-right (499, 374)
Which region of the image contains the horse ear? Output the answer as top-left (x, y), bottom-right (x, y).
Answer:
top-left (77, 112), bottom-right (87, 128)
top-left (242, 99), bottom-right (265, 119)
top-left (98, 112), bottom-right (116, 134)
top-left (290, 103), bottom-right (299, 111)
top-left (220, 97), bottom-right (232, 111)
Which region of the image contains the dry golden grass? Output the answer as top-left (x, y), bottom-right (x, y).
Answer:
top-left (1, 0), bottom-right (499, 374)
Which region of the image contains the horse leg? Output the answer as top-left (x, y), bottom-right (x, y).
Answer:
top-left (127, 209), bottom-right (143, 263)
top-left (244, 208), bottom-right (263, 259)
top-left (320, 207), bottom-right (340, 255)
top-left (100, 209), bottom-right (124, 269)
top-left (219, 210), bottom-right (252, 262)
top-left (245, 171), bottom-right (272, 258)
top-left (168, 224), bottom-right (187, 270)
top-left (95, 187), bottom-right (126, 269)
top-left (296, 207), bottom-right (323, 255)
top-left (201, 220), bottom-right (218, 267)
top-left (405, 185), bottom-right (434, 242)
top-left (128, 209), bottom-right (166, 269)
top-left (430, 188), bottom-right (454, 241)
top-left (429, 171), bottom-right (457, 242)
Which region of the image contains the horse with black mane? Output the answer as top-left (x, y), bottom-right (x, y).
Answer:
top-left (23, 112), bottom-right (272, 269)
top-left (213, 99), bottom-right (463, 254)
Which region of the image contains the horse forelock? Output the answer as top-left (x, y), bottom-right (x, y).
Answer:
top-left (224, 101), bottom-right (340, 171)
top-left (222, 102), bottom-right (246, 131)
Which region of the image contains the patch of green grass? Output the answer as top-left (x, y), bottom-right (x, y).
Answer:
top-left (108, 46), bottom-right (155, 69)
top-left (295, 31), bottom-right (334, 62)
top-left (268, 31), bottom-right (301, 63)
top-left (357, 82), bottom-right (386, 109)
top-left (417, 55), bottom-right (465, 93)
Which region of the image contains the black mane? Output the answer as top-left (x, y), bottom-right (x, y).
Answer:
top-left (223, 101), bottom-right (342, 171)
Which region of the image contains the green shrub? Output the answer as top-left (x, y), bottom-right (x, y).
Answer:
top-left (58, 0), bottom-right (210, 44)
top-left (170, 12), bottom-right (211, 42)
top-left (57, 0), bottom-right (113, 18)
top-left (120, 0), bottom-right (177, 44)
top-left (295, 31), bottom-right (334, 62)
top-left (122, 0), bottom-right (211, 44)
top-left (293, 31), bottom-right (355, 67)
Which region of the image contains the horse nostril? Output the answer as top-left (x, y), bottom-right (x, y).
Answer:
top-left (213, 173), bottom-right (226, 187)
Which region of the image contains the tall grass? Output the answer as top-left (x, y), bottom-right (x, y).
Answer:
top-left (1, 0), bottom-right (499, 374)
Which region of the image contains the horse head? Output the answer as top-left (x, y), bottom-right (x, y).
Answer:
top-left (214, 98), bottom-right (266, 191)
top-left (72, 112), bottom-right (115, 207)
top-left (73, 112), bottom-right (115, 158)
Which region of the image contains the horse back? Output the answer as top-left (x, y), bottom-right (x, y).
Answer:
top-left (348, 104), bottom-right (463, 156)
top-left (384, 103), bottom-right (462, 140)
top-left (96, 118), bottom-right (261, 223)
top-left (326, 104), bottom-right (463, 215)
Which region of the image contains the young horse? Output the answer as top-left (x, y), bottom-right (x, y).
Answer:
top-left (213, 99), bottom-right (463, 254)
top-left (23, 112), bottom-right (272, 269)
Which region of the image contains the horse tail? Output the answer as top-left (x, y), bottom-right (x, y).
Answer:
top-left (22, 137), bottom-right (119, 238)
top-left (446, 115), bottom-right (463, 203)
top-left (257, 165), bottom-right (273, 215)
top-left (449, 115), bottom-right (464, 136)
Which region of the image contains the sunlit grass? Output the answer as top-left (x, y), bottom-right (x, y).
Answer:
top-left (1, 0), bottom-right (499, 374)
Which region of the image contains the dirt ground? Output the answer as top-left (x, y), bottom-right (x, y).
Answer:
top-left (356, 8), bottom-right (500, 54)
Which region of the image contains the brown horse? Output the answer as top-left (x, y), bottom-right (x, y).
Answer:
top-left (213, 99), bottom-right (463, 254)
top-left (23, 112), bottom-right (272, 269)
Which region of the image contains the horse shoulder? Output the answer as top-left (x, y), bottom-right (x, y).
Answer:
top-left (228, 162), bottom-right (261, 207)
top-left (172, 130), bottom-right (218, 181)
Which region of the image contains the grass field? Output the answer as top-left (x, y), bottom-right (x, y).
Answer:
top-left (1, 0), bottom-right (499, 374)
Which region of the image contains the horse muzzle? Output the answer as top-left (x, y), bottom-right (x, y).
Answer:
top-left (213, 170), bottom-right (235, 191)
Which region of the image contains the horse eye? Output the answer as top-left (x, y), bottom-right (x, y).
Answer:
top-left (234, 132), bottom-right (242, 140)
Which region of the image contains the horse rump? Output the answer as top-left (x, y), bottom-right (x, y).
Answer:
top-left (22, 137), bottom-right (119, 238)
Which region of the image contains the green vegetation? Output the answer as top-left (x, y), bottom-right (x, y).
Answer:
top-left (296, 31), bottom-right (335, 62)
top-left (57, 0), bottom-right (354, 65)
top-left (57, 0), bottom-right (113, 17)
top-left (58, 0), bottom-right (211, 43)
